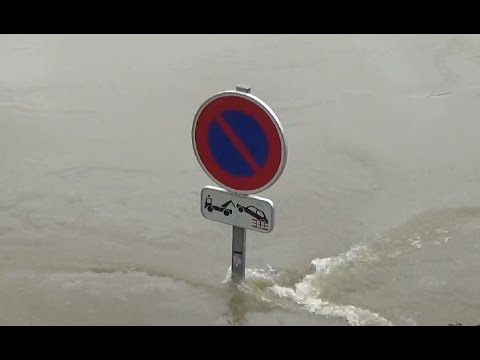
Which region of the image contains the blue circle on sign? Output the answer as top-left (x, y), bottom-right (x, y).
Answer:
top-left (208, 110), bottom-right (268, 176)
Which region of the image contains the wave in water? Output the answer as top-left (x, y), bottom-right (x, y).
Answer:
top-left (224, 244), bottom-right (394, 326)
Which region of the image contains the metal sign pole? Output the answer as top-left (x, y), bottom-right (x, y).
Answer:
top-left (232, 225), bottom-right (246, 282)
top-left (231, 84), bottom-right (251, 283)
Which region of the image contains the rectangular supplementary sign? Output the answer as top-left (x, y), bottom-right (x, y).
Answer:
top-left (200, 186), bottom-right (274, 233)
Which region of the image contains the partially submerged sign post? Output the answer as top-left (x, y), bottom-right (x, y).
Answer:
top-left (192, 85), bottom-right (287, 283)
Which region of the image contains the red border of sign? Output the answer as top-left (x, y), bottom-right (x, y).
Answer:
top-left (192, 91), bottom-right (287, 194)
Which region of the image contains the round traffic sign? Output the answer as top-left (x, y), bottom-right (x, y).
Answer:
top-left (192, 90), bottom-right (287, 194)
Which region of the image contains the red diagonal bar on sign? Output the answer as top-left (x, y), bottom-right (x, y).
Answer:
top-left (215, 115), bottom-right (261, 172)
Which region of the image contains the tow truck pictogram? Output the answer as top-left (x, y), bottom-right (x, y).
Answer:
top-left (204, 195), bottom-right (235, 216)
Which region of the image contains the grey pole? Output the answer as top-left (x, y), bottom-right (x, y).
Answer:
top-left (232, 225), bottom-right (246, 282)
top-left (231, 84), bottom-right (251, 283)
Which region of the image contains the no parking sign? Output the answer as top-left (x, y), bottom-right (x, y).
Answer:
top-left (192, 85), bottom-right (287, 281)
top-left (192, 90), bottom-right (287, 194)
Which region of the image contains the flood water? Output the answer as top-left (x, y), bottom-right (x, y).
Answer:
top-left (1, 34), bottom-right (480, 325)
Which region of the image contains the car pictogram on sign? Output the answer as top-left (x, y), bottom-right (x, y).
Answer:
top-left (237, 204), bottom-right (268, 224)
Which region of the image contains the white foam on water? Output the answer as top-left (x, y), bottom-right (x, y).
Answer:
top-left (409, 239), bottom-right (422, 248)
top-left (222, 228), bottom-right (438, 326)
top-left (269, 267), bottom-right (393, 326)
top-left (224, 244), bottom-right (393, 326)
top-left (223, 267), bottom-right (232, 284)
top-left (275, 245), bottom-right (391, 326)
